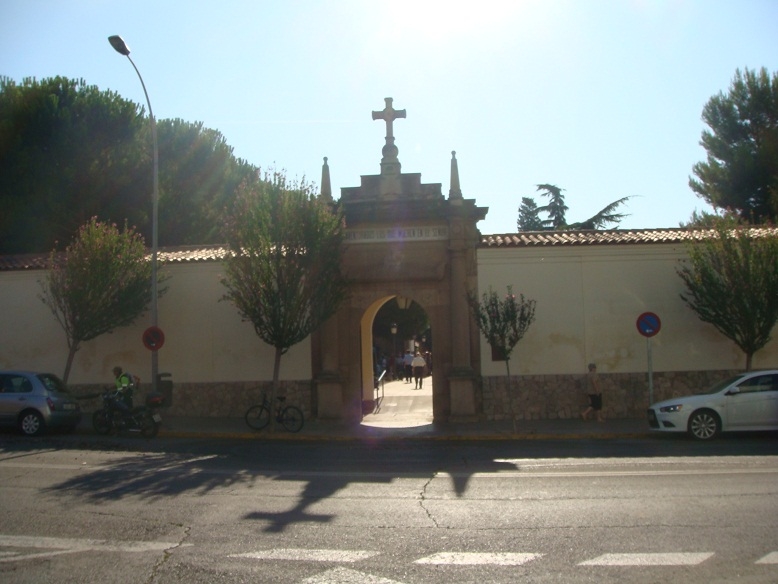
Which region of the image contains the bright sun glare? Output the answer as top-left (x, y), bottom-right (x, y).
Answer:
top-left (379, 0), bottom-right (530, 44)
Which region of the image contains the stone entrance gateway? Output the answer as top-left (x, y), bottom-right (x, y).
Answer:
top-left (314, 98), bottom-right (488, 425)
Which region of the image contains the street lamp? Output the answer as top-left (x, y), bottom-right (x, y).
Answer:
top-left (390, 323), bottom-right (397, 379)
top-left (109, 35), bottom-right (159, 393)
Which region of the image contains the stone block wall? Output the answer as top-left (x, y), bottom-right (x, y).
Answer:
top-left (70, 380), bottom-right (314, 420)
top-left (479, 369), bottom-right (740, 420)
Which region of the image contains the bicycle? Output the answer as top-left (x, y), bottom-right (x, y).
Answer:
top-left (245, 393), bottom-right (304, 433)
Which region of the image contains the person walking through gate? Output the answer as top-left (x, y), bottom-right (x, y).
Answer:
top-left (581, 363), bottom-right (604, 422)
top-left (412, 351), bottom-right (427, 389)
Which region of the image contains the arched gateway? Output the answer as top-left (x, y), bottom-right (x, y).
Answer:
top-left (313, 98), bottom-right (488, 424)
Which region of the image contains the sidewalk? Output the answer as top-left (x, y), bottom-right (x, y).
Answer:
top-left (76, 378), bottom-right (651, 441)
top-left (150, 414), bottom-right (650, 442)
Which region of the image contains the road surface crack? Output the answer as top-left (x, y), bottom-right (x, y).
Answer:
top-left (146, 524), bottom-right (191, 583)
top-left (419, 475), bottom-right (441, 528)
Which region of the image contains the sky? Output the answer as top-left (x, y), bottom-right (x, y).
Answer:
top-left (2, 0), bottom-right (777, 236)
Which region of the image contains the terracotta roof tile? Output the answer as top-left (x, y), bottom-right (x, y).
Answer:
top-left (0, 245), bottom-right (229, 271)
top-left (478, 227), bottom-right (778, 247)
top-left (3, 229), bottom-right (776, 270)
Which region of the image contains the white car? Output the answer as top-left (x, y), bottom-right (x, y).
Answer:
top-left (648, 370), bottom-right (778, 440)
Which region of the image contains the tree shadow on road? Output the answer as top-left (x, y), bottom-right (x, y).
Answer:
top-left (42, 440), bottom-right (518, 533)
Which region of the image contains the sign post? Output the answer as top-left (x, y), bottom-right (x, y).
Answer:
top-left (636, 312), bottom-right (661, 405)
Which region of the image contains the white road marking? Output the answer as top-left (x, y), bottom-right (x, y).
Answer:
top-left (756, 552), bottom-right (778, 564)
top-left (302, 567), bottom-right (406, 583)
top-left (229, 548), bottom-right (378, 562)
top-left (0, 534), bottom-right (190, 564)
top-left (579, 552), bottom-right (714, 566)
top-left (415, 552), bottom-right (542, 566)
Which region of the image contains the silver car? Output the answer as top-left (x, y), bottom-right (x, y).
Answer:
top-left (647, 370), bottom-right (778, 440)
top-left (0, 371), bottom-right (81, 436)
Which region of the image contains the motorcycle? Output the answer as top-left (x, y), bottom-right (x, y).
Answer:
top-left (92, 386), bottom-right (164, 438)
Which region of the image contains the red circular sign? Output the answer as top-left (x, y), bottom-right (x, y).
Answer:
top-left (142, 326), bottom-right (165, 351)
top-left (636, 312), bottom-right (661, 338)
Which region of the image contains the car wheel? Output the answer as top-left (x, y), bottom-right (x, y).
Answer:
top-left (19, 410), bottom-right (45, 436)
top-left (688, 409), bottom-right (721, 440)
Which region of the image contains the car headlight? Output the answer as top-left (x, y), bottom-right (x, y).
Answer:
top-left (659, 404), bottom-right (683, 413)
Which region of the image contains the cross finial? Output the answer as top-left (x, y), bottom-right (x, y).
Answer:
top-left (372, 97), bottom-right (406, 139)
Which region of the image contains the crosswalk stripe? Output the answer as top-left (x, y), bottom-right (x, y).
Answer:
top-left (756, 552), bottom-right (778, 564)
top-left (579, 553), bottom-right (714, 566)
top-left (229, 549), bottom-right (378, 562)
top-left (302, 567), bottom-right (406, 584)
top-left (415, 552), bottom-right (542, 566)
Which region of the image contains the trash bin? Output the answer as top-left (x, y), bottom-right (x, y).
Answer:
top-left (156, 373), bottom-right (173, 408)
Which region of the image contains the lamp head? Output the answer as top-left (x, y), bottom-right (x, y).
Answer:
top-left (108, 35), bottom-right (131, 56)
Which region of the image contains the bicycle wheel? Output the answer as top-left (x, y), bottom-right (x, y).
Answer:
top-left (245, 404), bottom-right (271, 430)
top-left (280, 406), bottom-right (304, 433)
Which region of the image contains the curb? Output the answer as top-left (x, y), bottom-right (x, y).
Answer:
top-left (153, 429), bottom-right (652, 442)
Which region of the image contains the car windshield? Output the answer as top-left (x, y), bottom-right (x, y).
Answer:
top-left (700, 374), bottom-right (747, 395)
top-left (37, 373), bottom-right (69, 394)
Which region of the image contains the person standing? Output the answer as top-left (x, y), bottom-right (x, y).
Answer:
top-left (402, 350), bottom-right (414, 383)
top-left (411, 351), bottom-right (427, 389)
top-left (581, 363), bottom-right (604, 422)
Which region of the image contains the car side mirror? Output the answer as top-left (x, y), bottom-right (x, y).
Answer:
top-left (725, 387), bottom-right (741, 396)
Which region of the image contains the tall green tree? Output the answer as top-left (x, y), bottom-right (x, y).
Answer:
top-left (221, 171), bottom-right (350, 424)
top-left (677, 221), bottom-right (778, 370)
top-left (156, 118), bottom-right (260, 246)
top-left (689, 67), bottom-right (778, 224)
top-left (0, 76), bottom-right (147, 253)
top-left (39, 218), bottom-right (165, 382)
top-left (467, 286), bottom-right (536, 430)
top-left (517, 196), bottom-right (544, 231)
top-left (537, 184), bottom-right (569, 229)
top-left (0, 76), bottom-right (260, 253)
top-left (519, 184), bottom-right (630, 231)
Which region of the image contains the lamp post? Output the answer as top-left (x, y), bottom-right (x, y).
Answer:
top-left (390, 322), bottom-right (397, 380)
top-left (109, 35), bottom-right (159, 393)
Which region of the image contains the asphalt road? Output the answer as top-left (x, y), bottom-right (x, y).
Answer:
top-left (1, 433), bottom-right (777, 583)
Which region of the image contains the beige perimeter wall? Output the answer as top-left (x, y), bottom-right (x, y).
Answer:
top-left (2, 241), bottom-right (777, 420)
top-left (0, 261), bottom-right (311, 386)
top-left (476, 242), bottom-right (778, 375)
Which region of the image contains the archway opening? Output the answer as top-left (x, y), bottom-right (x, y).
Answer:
top-left (360, 295), bottom-right (434, 430)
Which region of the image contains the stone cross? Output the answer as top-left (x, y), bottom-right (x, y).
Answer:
top-left (372, 97), bottom-right (406, 139)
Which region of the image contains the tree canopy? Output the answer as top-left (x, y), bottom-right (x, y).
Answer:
top-left (221, 171), bottom-right (350, 418)
top-left (0, 76), bottom-right (259, 253)
top-left (517, 197), bottom-right (544, 231)
top-left (677, 221), bottom-right (778, 370)
top-left (517, 184), bottom-right (630, 231)
top-left (689, 67), bottom-right (778, 224)
top-left (39, 218), bottom-right (165, 382)
top-left (467, 285), bottom-right (536, 430)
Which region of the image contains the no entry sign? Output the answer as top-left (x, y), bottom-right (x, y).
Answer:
top-left (636, 312), bottom-right (661, 338)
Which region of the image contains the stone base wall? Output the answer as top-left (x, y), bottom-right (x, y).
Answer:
top-left (70, 370), bottom-right (739, 424)
top-left (70, 380), bottom-right (314, 420)
top-left (480, 369), bottom-right (740, 420)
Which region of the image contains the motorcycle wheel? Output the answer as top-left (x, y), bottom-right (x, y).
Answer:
top-left (92, 410), bottom-right (112, 435)
top-left (140, 412), bottom-right (159, 439)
